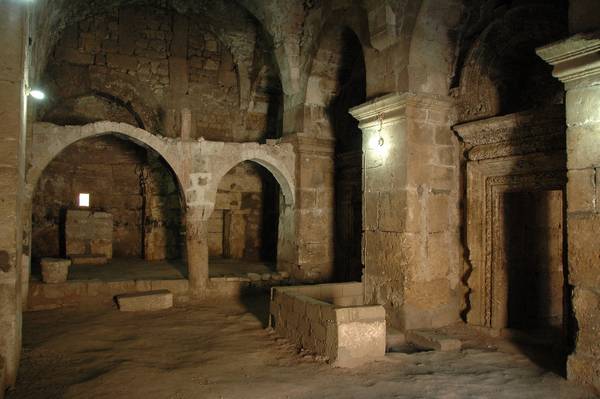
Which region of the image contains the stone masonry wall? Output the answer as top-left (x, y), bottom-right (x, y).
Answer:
top-left (0, 1), bottom-right (27, 388)
top-left (42, 4), bottom-right (280, 142)
top-left (208, 162), bottom-right (278, 261)
top-left (351, 93), bottom-right (461, 331)
top-left (32, 136), bottom-right (182, 261)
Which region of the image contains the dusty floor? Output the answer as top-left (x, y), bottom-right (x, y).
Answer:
top-left (7, 297), bottom-right (597, 399)
top-left (31, 257), bottom-right (275, 282)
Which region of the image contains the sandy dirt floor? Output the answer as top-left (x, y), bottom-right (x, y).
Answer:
top-left (7, 297), bottom-right (598, 399)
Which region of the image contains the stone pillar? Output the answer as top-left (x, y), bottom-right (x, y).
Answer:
top-left (185, 207), bottom-right (209, 294)
top-left (538, 34), bottom-right (600, 390)
top-left (350, 93), bottom-right (460, 330)
top-left (279, 133), bottom-right (335, 281)
top-left (0, 0), bottom-right (27, 387)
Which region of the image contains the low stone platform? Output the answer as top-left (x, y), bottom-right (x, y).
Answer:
top-left (116, 290), bottom-right (173, 311)
top-left (406, 329), bottom-right (462, 351)
top-left (70, 254), bottom-right (108, 265)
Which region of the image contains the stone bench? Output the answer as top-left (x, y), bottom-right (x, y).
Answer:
top-left (40, 258), bottom-right (71, 283)
top-left (116, 290), bottom-right (173, 312)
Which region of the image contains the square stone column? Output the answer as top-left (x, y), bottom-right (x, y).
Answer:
top-left (279, 133), bottom-right (335, 281)
top-left (538, 33), bottom-right (600, 390)
top-left (350, 93), bottom-right (461, 330)
top-left (0, 1), bottom-right (28, 387)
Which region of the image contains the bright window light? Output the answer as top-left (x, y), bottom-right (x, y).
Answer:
top-left (79, 193), bottom-right (90, 207)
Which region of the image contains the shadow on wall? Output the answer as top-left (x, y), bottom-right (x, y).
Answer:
top-left (208, 161), bottom-right (280, 266)
top-left (501, 189), bottom-right (571, 375)
top-left (327, 27), bottom-right (366, 283)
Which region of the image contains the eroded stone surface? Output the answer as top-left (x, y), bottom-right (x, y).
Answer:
top-left (116, 290), bottom-right (173, 312)
top-left (40, 258), bottom-right (71, 284)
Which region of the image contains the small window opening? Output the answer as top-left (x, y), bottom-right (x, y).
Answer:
top-left (79, 193), bottom-right (90, 207)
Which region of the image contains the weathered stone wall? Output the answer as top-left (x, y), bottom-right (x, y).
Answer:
top-left (208, 162), bottom-right (278, 261)
top-left (41, 4), bottom-right (280, 142)
top-left (65, 210), bottom-right (113, 259)
top-left (31, 135), bottom-right (182, 261)
top-left (0, 0), bottom-right (27, 389)
top-left (143, 154), bottom-right (183, 261)
top-left (351, 93), bottom-right (461, 331)
top-left (32, 136), bottom-right (144, 258)
top-left (538, 33), bottom-right (600, 391)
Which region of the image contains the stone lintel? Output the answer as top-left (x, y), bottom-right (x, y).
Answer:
top-left (453, 106), bottom-right (565, 148)
top-left (349, 92), bottom-right (454, 131)
top-left (279, 132), bottom-right (335, 155)
top-left (537, 32), bottom-right (600, 85)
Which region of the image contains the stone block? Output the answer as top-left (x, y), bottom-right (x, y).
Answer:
top-left (567, 125), bottom-right (600, 169)
top-left (70, 254), bottom-right (108, 265)
top-left (335, 319), bottom-right (386, 367)
top-left (106, 53), bottom-right (138, 70)
top-left (247, 273), bottom-right (261, 281)
top-left (566, 86), bottom-right (600, 127)
top-left (568, 214), bottom-right (600, 288)
top-left (567, 353), bottom-right (600, 391)
top-left (55, 47), bottom-right (94, 65)
top-left (427, 193), bottom-right (450, 233)
top-left (406, 329), bottom-right (462, 351)
top-left (567, 169), bottom-right (596, 213)
top-left (90, 239), bottom-right (113, 259)
top-left (40, 258), bottom-right (71, 284)
top-left (116, 290), bottom-right (173, 312)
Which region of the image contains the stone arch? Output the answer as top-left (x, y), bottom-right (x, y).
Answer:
top-left (455, 4), bottom-right (567, 122)
top-left (207, 157), bottom-right (294, 214)
top-left (27, 121), bottom-right (188, 203)
top-left (408, 0), bottom-right (467, 95)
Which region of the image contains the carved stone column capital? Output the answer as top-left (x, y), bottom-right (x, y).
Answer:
top-left (537, 32), bottom-right (600, 88)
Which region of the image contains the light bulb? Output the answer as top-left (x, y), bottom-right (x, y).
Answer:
top-left (29, 89), bottom-right (45, 100)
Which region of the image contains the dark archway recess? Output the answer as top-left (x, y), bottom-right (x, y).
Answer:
top-left (329, 28), bottom-right (366, 283)
top-left (31, 134), bottom-right (186, 280)
top-left (208, 161), bottom-right (280, 275)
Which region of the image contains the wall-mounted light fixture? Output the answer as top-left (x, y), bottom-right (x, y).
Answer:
top-left (367, 112), bottom-right (389, 160)
top-left (25, 86), bottom-right (45, 100)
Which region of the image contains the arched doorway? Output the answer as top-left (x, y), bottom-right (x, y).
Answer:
top-left (208, 161), bottom-right (280, 278)
top-left (31, 134), bottom-right (187, 282)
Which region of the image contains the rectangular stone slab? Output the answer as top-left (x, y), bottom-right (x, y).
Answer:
top-left (70, 255), bottom-right (108, 265)
top-left (406, 329), bottom-right (462, 351)
top-left (116, 290), bottom-right (173, 312)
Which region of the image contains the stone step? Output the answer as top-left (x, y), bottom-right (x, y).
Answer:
top-left (405, 329), bottom-right (462, 352)
top-left (116, 290), bottom-right (173, 312)
top-left (386, 327), bottom-right (406, 352)
top-left (70, 254), bottom-right (108, 265)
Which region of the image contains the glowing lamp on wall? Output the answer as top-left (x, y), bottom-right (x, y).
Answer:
top-left (368, 113), bottom-right (389, 159)
top-left (79, 193), bottom-right (90, 207)
top-left (25, 86), bottom-right (46, 100)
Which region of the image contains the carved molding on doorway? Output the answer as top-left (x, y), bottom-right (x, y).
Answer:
top-left (454, 108), bottom-right (566, 328)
